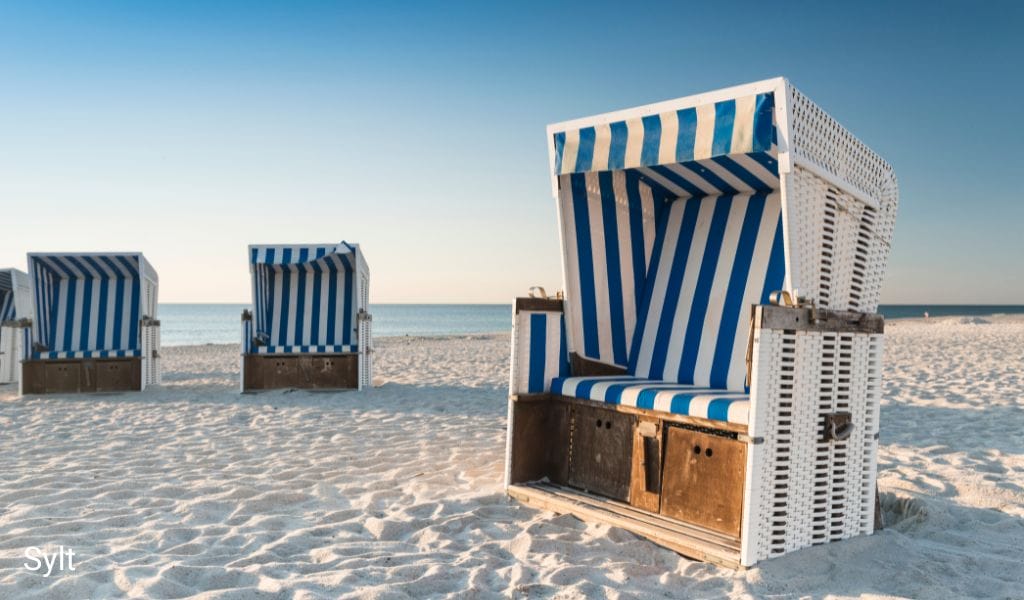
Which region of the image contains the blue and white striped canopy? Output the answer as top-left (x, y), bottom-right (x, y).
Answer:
top-left (553, 88), bottom-right (786, 394)
top-left (249, 242), bottom-right (360, 354)
top-left (554, 92), bottom-right (778, 198)
top-left (28, 253), bottom-right (149, 358)
top-left (0, 271), bottom-right (15, 322)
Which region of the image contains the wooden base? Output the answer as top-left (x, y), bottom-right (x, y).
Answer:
top-left (22, 358), bottom-right (142, 394)
top-left (508, 396), bottom-right (750, 565)
top-left (243, 353), bottom-right (358, 391)
top-left (508, 482), bottom-right (742, 569)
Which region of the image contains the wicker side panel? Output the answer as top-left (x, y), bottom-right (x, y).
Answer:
top-left (142, 324), bottom-right (161, 387)
top-left (787, 166), bottom-right (892, 313)
top-left (741, 327), bottom-right (882, 565)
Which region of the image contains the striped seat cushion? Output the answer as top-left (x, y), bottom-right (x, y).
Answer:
top-left (551, 375), bottom-right (749, 426)
top-left (32, 349), bottom-right (142, 360)
top-left (254, 344), bottom-right (356, 354)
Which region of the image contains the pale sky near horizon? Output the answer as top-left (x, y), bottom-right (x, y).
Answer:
top-left (1, 1), bottom-right (1022, 303)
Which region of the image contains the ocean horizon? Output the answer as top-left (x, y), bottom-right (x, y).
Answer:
top-left (157, 303), bottom-right (1024, 346)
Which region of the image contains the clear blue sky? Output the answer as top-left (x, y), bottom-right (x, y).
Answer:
top-left (1, 1), bottom-right (1021, 303)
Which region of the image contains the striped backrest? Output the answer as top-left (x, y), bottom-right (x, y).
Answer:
top-left (250, 243), bottom-right (359, 348)
top-left (29, 254), bottom-right (144, 353)
top-left (628, 192), bottom-right (786, 391)
top-left (558, 170), bottom-right (667, 368)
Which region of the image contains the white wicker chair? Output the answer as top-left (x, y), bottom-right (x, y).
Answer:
top-left (505, 78), bottom-right (896, 567)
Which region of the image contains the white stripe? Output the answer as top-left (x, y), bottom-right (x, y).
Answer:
top-left (693, 195), bottom-right (747, 387)
top-left (636, 167), bottom-right (692, 198)
top-left (731, 95), bottom-right (756, 154)
top-left (617, 382), bottom-right (681, 407)
top-left (613, 172), bottom-right (637, 357)
top-left (727, 401), bottom-right (750, 425)
top-left (700, 159), bottom-right (754, 193)
top-left (667, 163), bottom-right (719, 195)
top-left (694, 103), bottom-right (716, 160)
top-left (726, 193), bottom-right (781, 390)
top-left (658, 110), bottom-right (679, 166)
top-left (592, 122), bottom-right (611, 172)
top-left (561, 129), bottom-right (580, 176)
top-left (624, 118), bottom-right (644, 168)
top-left (559, 179), bottom-right (585, 359)
top-left (544, 313), bottom-right (562, 390)
top-left (662, 198), bottom-right (715, 381)
top-left (632, 200), bottom-right (685, 377)
top-left (585, 172), bottom-right (612, 363)
top-left (730, 152), bottom-right (779, 187)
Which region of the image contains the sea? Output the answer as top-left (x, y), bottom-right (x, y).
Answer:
top-left (158, 304), bottom-right (1024, 346)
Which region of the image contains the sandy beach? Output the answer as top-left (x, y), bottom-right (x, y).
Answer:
top-left (1, 317), bottom-right (1022, 599)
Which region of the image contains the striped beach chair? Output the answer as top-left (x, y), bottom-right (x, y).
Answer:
top-left (506, 78), bottom-right (897, 567)
top-left (19, 253), bottom-right (161, 394)
top-left (241, 242), bottom-right (372, 391)
top-left (0, 269), bottom-right (34, 385)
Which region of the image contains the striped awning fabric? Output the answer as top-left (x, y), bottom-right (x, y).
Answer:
top-left (554, 93), bottom-right (775, 176)
top-left (249, 242), bottom-right (360, 354)
top-left (28, 254), bottom-right (146, 355)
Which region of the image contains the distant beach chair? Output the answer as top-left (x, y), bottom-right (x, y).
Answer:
top-left (19, 253), bottom-right (161, 395)
top-left (0, 268), bottom-right (34, 385)
top-left (241, 242), bottom-right (372, 391)
top-left (506, 78), bottom-right (898, 568)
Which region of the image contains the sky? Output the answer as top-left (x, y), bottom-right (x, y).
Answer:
top-left (1, 1), bottom-right (1022, 304)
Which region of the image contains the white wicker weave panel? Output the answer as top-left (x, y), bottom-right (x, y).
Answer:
top-left (787, 84), bottom-right (893, 203)
top-left (787, 167), bottom-right (892, 312)
top-left (743, 327), bottom-right (883, 564)
top-left (142, 324), bottom-right (161, 386)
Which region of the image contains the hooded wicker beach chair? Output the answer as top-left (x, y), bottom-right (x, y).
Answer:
top-left (18, 253), bottom-right (161, 395)
top-left (0, 268), bottom-right (34, 385)
top-left (241, 242), bottom-right (372, 391)
top-left (505, 78), bottom-right (897, 568)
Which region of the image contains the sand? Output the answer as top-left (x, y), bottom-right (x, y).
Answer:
top-left (0, 319), bottom-right (1022, 599)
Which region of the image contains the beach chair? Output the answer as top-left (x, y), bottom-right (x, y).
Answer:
top-left (241, 242), bottom-right (372, 392)
top-left (0, 269), bottom-right (34, 385)
top-left (19, 253), bottom-right (161, 395)
top-left (506, 78), bottom-right (897, 568)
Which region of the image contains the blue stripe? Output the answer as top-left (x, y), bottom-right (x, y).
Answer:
top-left (528, 314), bottom-right (546, 393)
top-left (570, 173), bottom-right (600, 359)
top-left (710, 195), bottom-right (766, 388)
top-left (326, 263), bottom-right (338, 345)
top-left (752, 93), bottom-right (774, 152)
top-left (712, 100), bottom-right (736, 157)
top-left (609, 121), bottom-right (628, 170)
top-left (294, 248), bottom-right (308, 345)
top-left (558, 316), bottom-right (569, 377)
top-left (309, 260), bottom-right (322, 345)
top-left (668, 393), bottom-right (694, 415)
top-left (745, 151), bottom-right (778, 176)
top-left (65, 257), bottom-right (93, 350)
top-left (711, 155), bottom-right (774, 192)
top-left (677, 196), bottom-right (734, 383)
top-left (575, 127), bottom-right (595, 173)
top-left (342, 254), bottom-right (354, 345)
top-left (680, 162), bottom-right (739, 195)
top-left (675, 108), bottom-right (697, 162)
top-left (648, 164), bottom-right (706, 198)
top-left (707, 398), bottom-right (735, 422)
top-left (62, 277), bottom-right (77, 352)
top-left (278, 258), bottom-right (292, 344)
top-left (83, 256), bottom-right (110, 349)
top-left (761, 215), bottom-right (787, 304)
top-left (553, 132), bottom-right (565, 174)
top-left (640, 115), bottom-right (661, 167)
top-left (122, 256), bottom-right (141, 350)
top-left (599, 172), bottom-right (627, 365)
top-left (625, 172), bottom-right (649, 309)
top-left (648, 198), bottom-right (703, 379)
top-left (106, 257), bottom-right (126, 350)
top-left (627, 202), bottom-right (672, 375)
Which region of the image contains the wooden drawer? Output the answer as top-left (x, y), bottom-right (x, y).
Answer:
top-left (660, 425), bottom-right (747, 537)
top-left (244, 354), bottom-right (359, 391)
top-left (568, 403), bottom-right (635, 502)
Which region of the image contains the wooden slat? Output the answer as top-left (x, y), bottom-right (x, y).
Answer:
top-left (509, 483), bottom-right (743, 569)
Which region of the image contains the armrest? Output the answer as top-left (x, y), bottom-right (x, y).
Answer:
top-left (509, 297), bottom-right (568, 395)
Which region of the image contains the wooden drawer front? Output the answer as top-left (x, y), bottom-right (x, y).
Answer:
top-left (267, 357), bottom-right (300, 389)
top-left (44, 362), bottom-right (81, 393)
top-left (568, 404), bottom-right (635, 502)
top-left (661, 426), bottom-right (746, 537)
top-left (95, 359), bottom-right (136, 391)
top-left (310, 356), bottom-right (357, 388)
